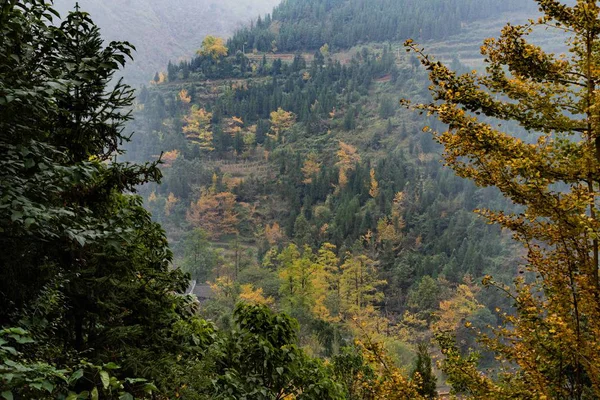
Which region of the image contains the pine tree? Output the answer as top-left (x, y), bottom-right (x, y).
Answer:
top-left (411, 343), bottom-right (437, 399)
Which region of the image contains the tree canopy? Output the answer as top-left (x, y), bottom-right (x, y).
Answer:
top-left (228, 0), bottom-right (534, 53)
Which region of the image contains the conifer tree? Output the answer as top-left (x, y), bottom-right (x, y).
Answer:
top-left (411, 343), bottom-right (437, 399)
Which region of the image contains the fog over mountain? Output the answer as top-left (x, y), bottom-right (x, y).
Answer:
top-left (54, 0), bottom-right (280, 84)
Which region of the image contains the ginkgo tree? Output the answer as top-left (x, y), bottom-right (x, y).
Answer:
top-left (198, 35), bottom-right (228, 60)
top-left (405, 0), bottom-right (600, 398)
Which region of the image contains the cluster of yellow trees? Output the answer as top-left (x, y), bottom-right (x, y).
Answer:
top-left (266, 243), bottom-right (385, 322)
top-left (179, 101), bottom-right (296, 155)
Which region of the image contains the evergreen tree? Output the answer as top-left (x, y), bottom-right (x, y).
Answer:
top-left (227, 0), bottom-right (534, 53)
top-left (411, 343), bottom-right (437, 399)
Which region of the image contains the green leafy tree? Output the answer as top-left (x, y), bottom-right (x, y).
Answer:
top-left (411, 343), bottom-right (437, 399)
top-left (0, 2), bottom-right (212, 397)
top-left (180, 228), bottom-right (221, 282)
top-left (209, 303), bottom-right (343, 399)
top-left (331, 345), bottom-right (378, 400)
top-left (407, 276), bottom-right (440, 320)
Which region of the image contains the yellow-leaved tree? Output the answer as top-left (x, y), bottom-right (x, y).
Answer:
top-left (239, 284), bottom-right (274, 306)
top-left (268, 108), bottom-right (296, 142)
top-left (183, 106), bottom-right (213, 151)
top-left (405, 0), bottom-right (600, 397)
top-left (277, 244), bottom-right (324, 314)
top-left (273, 243), bottom-right (337, 321)
top-left (336, 141), bottom-right (361, 189)
top-left (186, 189), bottom-right (238, 240)
top-left (164, 192), bottom-right (178, 217)
top-left (340, 253), bottom-right (386, 319)
top-left (369, 168), bottom-right (379, 198)
top-left (302, 153), bottom-right (322, 184)
top-left (314, 243), bottom-right (341, 321)
top-left (198, 35), bottom-right (228, 60)
top-left (178, 88), bottom-right (191, 104)
top-left (161, 149), bottom-right (180, 167)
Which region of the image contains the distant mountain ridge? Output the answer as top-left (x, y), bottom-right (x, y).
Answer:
top-left (53, 0), bottom-right (280, 84)
top-left (227, 0), bottom-right (537, 53)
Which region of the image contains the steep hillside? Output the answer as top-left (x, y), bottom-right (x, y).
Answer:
top-left (53, 0), bottom-right (280, 83)
top-left (7, 0), bottom-right (598, 398)
top-left (120, 0), bottom-right (542, 378)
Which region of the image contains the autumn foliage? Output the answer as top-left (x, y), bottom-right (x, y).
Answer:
top-left (268, 107), bottom-right (296, 142)
top-left (183, 106), bottom-right (213, 150)
top-left (198, 35), bottom-right (228, 60)
top-left (336, 141), bottom-right (361, 189)
top-left (187, 189), bottom-right (239, 239)
top-left (407, 0), bottom-right (600, 397)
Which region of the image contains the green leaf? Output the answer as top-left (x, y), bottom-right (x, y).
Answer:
top-left (6, 328), bottom-right (27, 335)
top-left (143, 382), bottom-right (157, 393)
top-left (91, 387), bottom-right (99, 400)
top-left (14, 335), bottom-right (34, 344)
top-left (124, 378), bottom-right (147, 384)
top-left (1, 391), bottom-right (13, 400)
top-left (73, 234), bottom-right (86, 247)
top-left (24, 158), bottom-right (35, 169)
top-left (119, 393), bottom-right (134, 400)
top-left (276, 367), bottom-right (284, 375)
top-left (46, 81), bottom-right (65, 91)
top-left (69, 369), bottom-right (84, 385)
top-left (42, 380), bottom-right (54, 393)
top-left (103, 362), bottom-right (119, 370)
top-left (10, 211), bottom-right (22, 222)
top-left (100, 370), bottom-right (110, 389)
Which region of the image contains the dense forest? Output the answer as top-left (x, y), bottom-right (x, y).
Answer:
top-left (125, 0), bottom-right (522, 393)
top-left (4, 0), bottom-right (600, 399)
top-left (227, 0), bottom-right (536, 53)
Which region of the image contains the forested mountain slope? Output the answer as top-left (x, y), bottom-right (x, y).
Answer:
top-left (122, 0), bottom-right (537, 386)
top-left (227, 0), bottom-right (536, 53)
top-left (53, 0), bottom-right (280, 83)
top-left (5, 0), bottom-right (595, 398)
